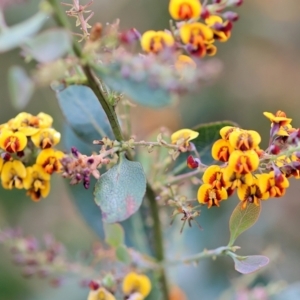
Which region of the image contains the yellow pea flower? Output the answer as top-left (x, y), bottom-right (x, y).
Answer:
top-left (141, 30), bottom-right (174, 53)
top-left (87, 287), bottom-right (116, 300)
top-left (263, 111), bottom-right (292, 127)
top-left (205, 15), bottom-right (232, 42)
top-left (171, 129), bottom-right (199, 147)
top-left (23, 164), bottom-right (51, 201)
top-left (122, 272), bottom-right (151, 299)
top-left (169, 0), bottom-right (202, 20)
top-left (229, 130), bottom-right (261, 151)
top-left (36, 148), bottom-right (65, 174)
top-left (197, 183), bottom-right (228, 208)
top-left (0, 129), bottom-right (27, 153)
top-left (228, 150), bottom-right (259, 174)
top-left (237, 177), bottom-right (269, 209)
top-left (31, 128), bottom-right (61, 149)
top-left (211, 139), bottom-right (234, 162)
top-left (1, 160), bottom-right (26, 189)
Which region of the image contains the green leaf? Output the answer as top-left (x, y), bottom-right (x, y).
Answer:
top-left (23, 29), bottom-right (72, 63)
top-left (116, 245), bottom-right (132, 264)
top-left (231, 255), bottom-right (269, 274)
top-left (56, 85), bottom-right (114, 144)
top-left (0, 12), bottom-right (48, 53)
top-left (228, 202), bottom-right (261, 246)
top-left (8, 66), bottom-right (34, 110)
top-left (192, 121), bottom-right (239, 164)
top-left (104, 223), bottom-right (125, 248)
top-left (94, 154), bottom-right (147, 223)
top-left (92, 65), bottom-right (173, 108)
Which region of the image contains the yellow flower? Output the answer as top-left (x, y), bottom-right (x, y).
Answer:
top-left (31, 128), bottom-right (61, 149)
top-left (229, 130), bottom-right (261, 151)
top-left (223, 167), bottom-right (253, 189)
top-left (197, 183), bottom-right (228, 208)
top-left (237, 177), bottom-right (268, 209)
top-left (1, 160), bottom-right (26, 189)
top-left (263, 111), bottom-right (292, 127)
top-left (219, 126), bottom-right (240, 140)
top-left (87, 287), bottom-right (116, 300)
top-left (36, 149), bottom-right (65, 174)
top-left (0, 129), bottom-right (27, 153)
top-left (259, 171), bottom-right (289, 198)
top-left (179, 22), bottom-right (213, 57)
top-left (175, 55), bottom-right (196, 72)
top-left (10, 112), bottom-right (53, 136)
top-left (205, 15), bottom-right (232, 42)
top-left (205, 43), bottom-right (217, 56)
top-left (202, 165), bottom-right (229, 190)
top-left (228, 150), bottom-right (259, 174)
top-left (141, 30), bottom-right (174, 53)
top-left (171, 129), bottom-right (199, 146)
top-left (169, 0), bottom-right (202, 20)
top-left (122, 272), bottom-right (151, 299)
top-left (211, 139), bottom-right (234, 162)
top-left (23, 164), bottom-right (51, 201)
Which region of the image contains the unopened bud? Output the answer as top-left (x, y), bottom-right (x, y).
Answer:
top-left (222, 11), bottom-right (239, 22)
top-left (187, 155), bottom-right (200, 169)
top-left (269, 145), bottom-right (281, 155)
top-left (201, 7), bottom-right (210, 19)
top-left (119, 28), bottom-right (141, 44)
top-left (89, 23), bottom-right (102, 42)
top-left (89, 280), bottom-right (100, 290)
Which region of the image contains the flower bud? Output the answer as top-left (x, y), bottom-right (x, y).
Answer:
top-left (269, 144), bottom-right (281, 155)
top-left (222, 11), bottom-right (239, 22)
top-left (187, 155), bottom-right (200, 169)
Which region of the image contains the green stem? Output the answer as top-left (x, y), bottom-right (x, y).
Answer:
top-left (165, 246), bottom-right (235, 267)
top-left (146, 183), bottom-right (169, 299)
top-left (48, 1), bottom-right (169, 298)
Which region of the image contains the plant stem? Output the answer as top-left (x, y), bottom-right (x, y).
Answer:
top-left (165, 246), bottom-right (235, 267)
top-left (48, 1), bottom-right (169, 298)
top-left (146, 183), bottom-right (169, 299)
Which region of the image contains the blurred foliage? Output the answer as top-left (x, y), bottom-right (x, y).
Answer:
top-left (1, 0), bottom-right (300, 299)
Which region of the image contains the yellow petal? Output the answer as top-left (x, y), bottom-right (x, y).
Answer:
top-left (169, 0), bottom-right (202, 20)
top-left (179, 22), bottom-right (213, 44)
top-left (171, 129), bottom-right (199, 144)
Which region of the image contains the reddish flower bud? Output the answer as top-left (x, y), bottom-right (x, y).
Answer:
top-left (187, 155), bottom-right (200, 169)
top-left (269, 144), bottom-right (281, 155)
top-left (201, 7), bottom-right (210, 19)
top-left (119, 28), bottom-right (141, 44)
top-left (222, 11), bottom-right (239, 22)
top-left (89, 280), bottom-right (100, 290)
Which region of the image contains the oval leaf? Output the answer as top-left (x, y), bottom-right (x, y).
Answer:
top-left (94, 155), bottom-right (147, 223)
top-left (0, 12), bottom-right (48, 52)
top-left (232, 255), bottom-right (269, 274)
top-left (229, 202), bottom-right (261, 246)
top-left (56, 85), bottom-right (114, 144)
top-left (8, 66), bottom-right (34, 110)
top-left (104, 223), bottom-right (124, 248)
top-left (23, 29), bottom-right (72, 63)
top-left (92, 65), bottom-right (173, 108)
top-left (116, 245), bottom-right (132, 264)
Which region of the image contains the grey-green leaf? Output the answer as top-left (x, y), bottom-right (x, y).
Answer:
top-left (94, 155), bottom-right (147, 223)
top-left (92, 65), bottom-right (173, 108)
top-left (8, 66), bottom-right (34, 110)
top-left (116, 245), bottom-right (132, 264)
top-left (104, 223), bottom-right (124, 248)
top-left (56, 85), bottom-right (114, 144)
top-left (0, 12), bottom-right (48, 52)
top-left (23, 29), bottom-right (72, 63)
top-left (229, 202), bottom-right (261, 246)
top-left (232, 255), bottom-right (269, 274)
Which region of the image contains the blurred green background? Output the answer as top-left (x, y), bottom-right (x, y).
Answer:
top-left (1, 0), bottom-right (300, 299)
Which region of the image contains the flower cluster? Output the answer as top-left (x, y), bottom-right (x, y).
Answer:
top-left (0, 112), bottom-right (63, 201)
top-left (87, 272), bottom-right (151, 300)
top-left (195, 111), bottom-right (300, 209)
top-left (140, 0), bottom-right (242, 65)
